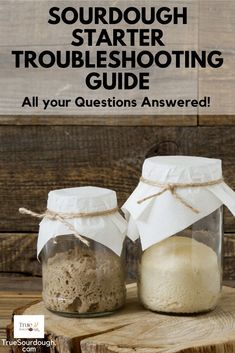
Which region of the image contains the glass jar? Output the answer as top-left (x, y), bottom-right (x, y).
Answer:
top-left (138, 207), bottom-right (223, 314)
top-left (123, 156), bottom-right (235, 315)
top-left (36, 186), bottom-right (127, 317)
top-left (42, 235), bottom-right (126, 317)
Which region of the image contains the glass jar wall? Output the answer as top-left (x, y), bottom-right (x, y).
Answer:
top-left (138, 207), bottom-right (223, 314)
top-left (41, 235), bottom-right (126, 317)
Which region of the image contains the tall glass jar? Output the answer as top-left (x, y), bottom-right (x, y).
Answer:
top-left (123, 156), bottom-right (235, 315)
top-left (138, 207), bottom-right (223, 314)
top-left (42, 235), bottom-right (126, 317)
top-left (36, 186), bottom-right (127, 317)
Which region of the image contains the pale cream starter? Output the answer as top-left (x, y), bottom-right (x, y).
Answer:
top-left (139, 236), bottom-right (221, 313)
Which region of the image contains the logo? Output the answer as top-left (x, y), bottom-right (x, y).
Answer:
top-left (14, 315), bottom-right (44, 338)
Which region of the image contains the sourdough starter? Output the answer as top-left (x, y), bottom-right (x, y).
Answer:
top-left (139, 236), bottom-right (221, 313)
top-left (43, 245), bottom-right (126, 315)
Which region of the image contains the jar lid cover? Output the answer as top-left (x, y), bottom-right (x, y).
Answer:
top-left (47, 186), bottom-right (117, 213)
top-left (142, 156), bottom-right (222, 183)
top-left (38, 186), bottom-right (126, 257)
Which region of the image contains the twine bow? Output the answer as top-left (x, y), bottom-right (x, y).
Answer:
top-left (19, 206), bottom-right (119, 246)
top-left (137, 176), bottom-right (224, 214)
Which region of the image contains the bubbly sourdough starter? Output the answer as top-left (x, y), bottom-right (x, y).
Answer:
top-left (43, 246), bottom-right (126, 315)
top-left (139, 236), bottom-right (221, 313)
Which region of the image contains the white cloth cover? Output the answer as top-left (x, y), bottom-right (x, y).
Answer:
top-left (122, 156), bottom-right (235, 250)
top-left (38, 186), bottom-right (127, 257)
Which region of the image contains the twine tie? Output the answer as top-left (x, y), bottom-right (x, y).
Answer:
top-left (137, 176), bottom-right (224, 214)
top-left (19, 206), bottom-right (119, 246)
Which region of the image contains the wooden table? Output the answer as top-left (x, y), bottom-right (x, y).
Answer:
top-left (1, 277), bottom-right (235, 353)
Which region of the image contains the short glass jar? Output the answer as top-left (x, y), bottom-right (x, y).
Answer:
top-left (37, 186), bottom-right (127, 317)
top-left (138, 207), bottom-right (223, 314)
top-left (42, 235), bottom-right (126, 317)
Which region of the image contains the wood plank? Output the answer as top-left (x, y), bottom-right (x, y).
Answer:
top-left (224, 234), bottom-right (235, 281)
top-left (198, 1), bottom-right (235, 117)
top-left (224, 234), bottom-right (235, 257)
top-left (224, 257), bottom-right (235, 282)
top-left (0, 292), bottom-right (41, 298)
top-left (0, 276), bottom-right (42, 292)
top-left (199, 115), bottom-right (235, 126)
top-left (223, 280), bottom-right (235, 288)
top-left (0, 290), bottom-right (41, 298)
top-left (0, 298), bottom-right (41, 306)
top-left (0, 234), bottom-right (40, 276)
top-left (0, 115), bottom-right (197, 127)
